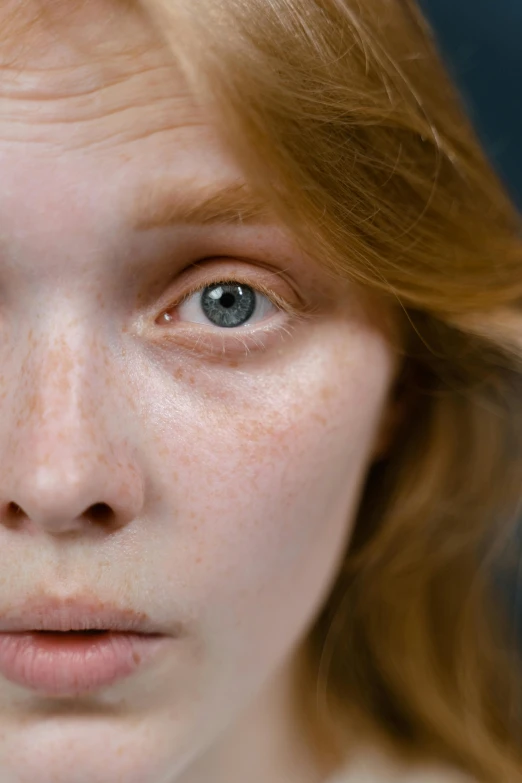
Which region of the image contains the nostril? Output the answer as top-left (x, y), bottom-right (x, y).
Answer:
top-left (4, 501), bottom-right (118, 530)
top-left (87, 503), bottom-right (114, 525)
top-left (3, 502), bottom-right (26, 530)
top-left (2, 501), bottom-right (119, 532)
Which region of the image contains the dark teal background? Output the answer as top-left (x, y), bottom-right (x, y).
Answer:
top-left (417, 0), bottom-right (522, 214)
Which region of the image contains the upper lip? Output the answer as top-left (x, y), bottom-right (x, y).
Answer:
top-left (0, 595), bottom-right (165, 634)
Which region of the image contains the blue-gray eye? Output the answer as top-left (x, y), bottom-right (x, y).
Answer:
top-left (201, 283), bottom-right (255, 328)
top-left (176, 281), bottom-right (277, 328)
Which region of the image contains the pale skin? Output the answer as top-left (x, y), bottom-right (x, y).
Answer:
top-left (0, 2), bottom-right (406, 782)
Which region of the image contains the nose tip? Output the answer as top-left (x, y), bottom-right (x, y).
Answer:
top-left (0, 434), bottom-right (145, 538)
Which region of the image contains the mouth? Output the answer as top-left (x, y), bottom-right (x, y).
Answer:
top-left (0, 595), bottom-right (174, 696)
top-left (0, 594), bottom-right (165, 634)
top-left (27, 628), bottom-right (126, 643)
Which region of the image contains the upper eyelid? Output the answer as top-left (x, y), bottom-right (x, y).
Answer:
top-left (179, 278), bottom-right (286, 311)
top-left (161, 263), bottom-right (303, 317)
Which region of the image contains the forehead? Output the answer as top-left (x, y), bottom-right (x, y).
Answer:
top-left (0, 0), bottom-right (206, 148)
top-left (0, 0), bottom-right (161, 67)
top-left (0, 1), bottom-right (283, 247)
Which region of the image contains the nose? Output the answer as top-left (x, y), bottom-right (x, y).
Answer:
top-left (0, 324), bottom-right (144, 538)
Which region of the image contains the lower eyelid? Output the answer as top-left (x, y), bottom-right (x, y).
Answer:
top-left (153, 311), bottom-right (296, 360)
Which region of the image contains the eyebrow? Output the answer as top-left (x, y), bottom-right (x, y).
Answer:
top-left (131, 179), bottom-right (276, 230)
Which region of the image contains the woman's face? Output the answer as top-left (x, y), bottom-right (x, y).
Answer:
top-left (0, 3), bottom-right (402, 782)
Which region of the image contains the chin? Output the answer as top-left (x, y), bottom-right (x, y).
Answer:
top-left (0, 718), bottom-right (186, 783)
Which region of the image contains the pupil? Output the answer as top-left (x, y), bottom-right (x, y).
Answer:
top-left (220, 292), bottom-right (235, 309)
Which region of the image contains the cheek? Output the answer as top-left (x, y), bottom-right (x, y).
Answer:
top-left (148, 328), bottom-right (394, 658)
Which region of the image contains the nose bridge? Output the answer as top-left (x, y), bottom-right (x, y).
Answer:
top-left (1, 310), bottom-right (144, 535)
top-left (15, 310), bottom-right (103, 454)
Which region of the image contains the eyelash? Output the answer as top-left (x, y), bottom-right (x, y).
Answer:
top-left (154, 269), bottom-right (314, 359)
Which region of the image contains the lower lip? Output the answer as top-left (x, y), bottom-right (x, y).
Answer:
top-left (0, 631), bottom-right (169, 696)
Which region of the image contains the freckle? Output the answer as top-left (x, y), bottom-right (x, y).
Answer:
top-left (174, 368), bottom-right (184, 380)
top-left (320, 385), bottom-right (333, 401)
top-left (132, 652), bottom-right (141, 665)
top-left (188, 376), bottom-right (195, 386)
